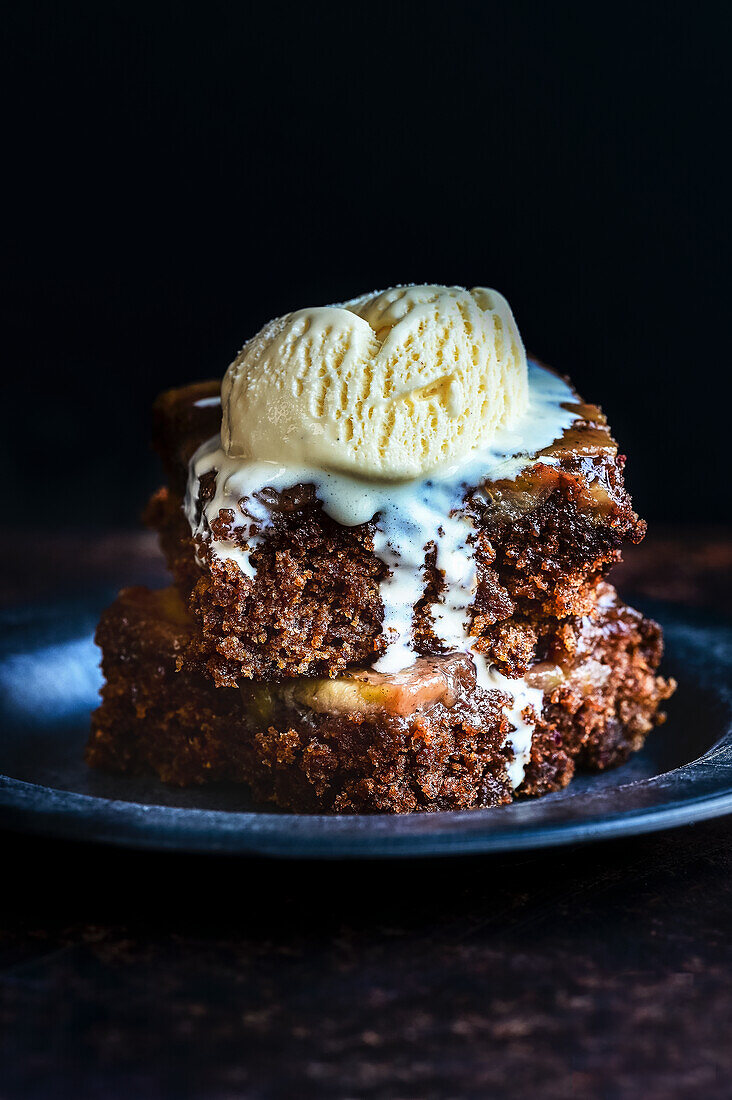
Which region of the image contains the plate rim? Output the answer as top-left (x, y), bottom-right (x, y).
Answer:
top-left (2, 749), bottom-right (732, 858)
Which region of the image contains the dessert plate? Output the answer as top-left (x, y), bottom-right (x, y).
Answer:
top-left (0, 593), bottom-right (730, 858)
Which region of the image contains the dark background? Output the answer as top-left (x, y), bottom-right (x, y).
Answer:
top-left (4, 2), bottom-right (730, 526)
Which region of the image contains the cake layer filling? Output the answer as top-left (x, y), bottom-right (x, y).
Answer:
top-left (241, 650), bottom-right (543, 789)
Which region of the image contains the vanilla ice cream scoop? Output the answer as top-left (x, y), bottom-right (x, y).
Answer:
top-left (221, 284), bottom-right (528, 480)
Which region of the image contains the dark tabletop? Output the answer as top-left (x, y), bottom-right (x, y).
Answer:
top-left (2, 528), bottom-right (732, 1100)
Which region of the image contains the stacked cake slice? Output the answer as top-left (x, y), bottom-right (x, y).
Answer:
top-left (88, 368), bottom-right (674, 812)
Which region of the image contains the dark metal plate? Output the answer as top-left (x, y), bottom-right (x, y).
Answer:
top-left (1, 593), bottom-right (730, 857)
